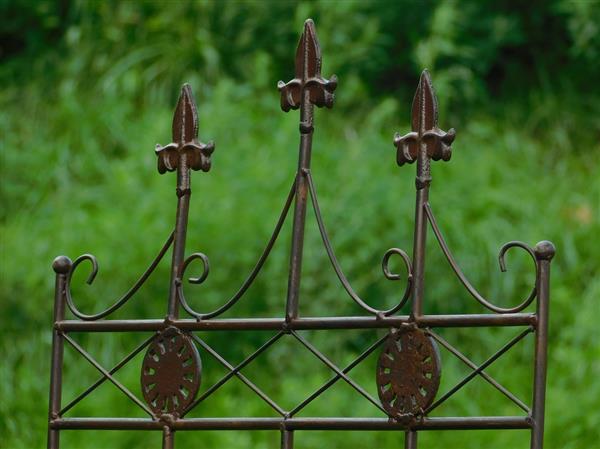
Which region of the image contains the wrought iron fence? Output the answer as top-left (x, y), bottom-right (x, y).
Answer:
top-left (47, 19), bottom-right (555, 449)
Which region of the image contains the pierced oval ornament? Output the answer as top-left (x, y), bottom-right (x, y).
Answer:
top-left (376, 326), bottom-right (441, 418)
top-left (141, 327), bottom-right (201, 416)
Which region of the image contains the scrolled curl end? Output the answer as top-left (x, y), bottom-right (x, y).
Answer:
top-left (180, 252), bottom-right (210, 285)
top-left (483, 241), bottom-right (537, 313)
top-left (497, 241), bottom-right (536, 274)
top-left (71, 254), bottom-right (99, 285)
top-left (177, 252), bottom-right (216, 320)
top-left (382, 248), bottom-right (413, 282)
top-left (377, 247), bottom-right (413, 316)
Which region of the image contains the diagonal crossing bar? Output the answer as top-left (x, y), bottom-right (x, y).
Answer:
top-left (290, 333), bottom-right (388, 417)
top-left (182, 331), bottom-right (284, 417)
top-left (191, 334), bottom-right (286, 416)
top-left (61, 333), bottom-right (155, 418)
top-left (427, 330), bottom-right (530, 413)
top-left (60, 334), bottom-right (156, 416)
top-left (425, 327), bottom-right (533, 414)
top-left (290, 330), bottom-right (387, 415)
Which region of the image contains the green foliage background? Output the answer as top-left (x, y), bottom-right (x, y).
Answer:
top-left (1, 1), bottom-right (599, 448)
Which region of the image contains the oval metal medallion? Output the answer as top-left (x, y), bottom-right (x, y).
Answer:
top-left (141, 327), bottom-right (201, 416)
top-left (376, 326), bottom-right (441, 418)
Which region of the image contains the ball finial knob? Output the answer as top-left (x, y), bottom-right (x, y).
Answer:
top-left (534, 241), bottom-right (556, 261)
top-left (52, 256), bottom-right (72, 274)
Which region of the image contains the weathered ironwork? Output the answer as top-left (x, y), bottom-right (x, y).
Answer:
top-left (140, 327), bottom-right (202, 417)
top-left (47, 19), bottom-right (556, 449)
top-left (376, 326), bottom-right (441, 420)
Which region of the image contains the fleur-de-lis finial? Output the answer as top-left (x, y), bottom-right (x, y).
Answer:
top-left (279, 19), bottom-right (336, 321)
top-left (156, 84), bottom-right (215, 176)
top-left (394, 70), bottom-right (455, 184)
top-left (277, 19), bottom-right (337, 113)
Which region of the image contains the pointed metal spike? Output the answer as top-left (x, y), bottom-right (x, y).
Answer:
top-left (411, 69), bottom-right (439, 133)
top-left (172, 83), bottom-right (199, 144)
top-left (295, 18), bottom-right (322, 81)
top-left (279, 19), bottom-right (335, 112)
top-left (156, 84), bottom-right (214, 176)
top-left (304, 19), bottom-right (321, 78)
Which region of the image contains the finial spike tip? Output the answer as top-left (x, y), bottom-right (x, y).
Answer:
top-left (156, 83), bottom-right (214, 175)
top-left (303, 18), bottom-right (316, 39)
top-left (395, 70), bottom-right (454, 167)
top-left (304, 18), bottom-right (315, 35)
top-left (173, 83), bottom-right (199, 144)
top-left (412, 70), bottom-right (438, 132)
top-left (279, 19), bottom-right (336, 112)
top-left (294, 17), bottom-right (321, 79)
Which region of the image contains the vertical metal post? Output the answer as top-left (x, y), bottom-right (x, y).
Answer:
top-left (168, 153), bottom-right (191, 320)
top-left (395, 71), bottom-right (454, 320)
top-left (281, 19), bottom-right (336, 321)
top-left (48, 256), bottom-right (71, 449)
top-left (162, 426), bottom-right (174, 449)
top-left (286, 92), bottom-right (314, 321)
top-left (281, 429), bottom-right (294, 449)
top-left (405, 430), bottom-right (418, 449)
top-left (531, 240), bottom-right (555, 449)
top-left (157, 84), bottom-right (214, 321)
top-left (411, 172), bottom-right (429, 319)
top-left (394, 69), bottom-right (454, 449)
top-left (409, 73), bottom-right (433, 321)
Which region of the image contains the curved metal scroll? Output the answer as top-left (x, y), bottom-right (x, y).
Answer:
top-left (425, 203), bottom-right (538, 313)
top-left (64, 231), bottom-right (175, 320)
top-left (177, 181), bottom-right (296, 320)
top-left (306, 171), bottom-right (413, 316)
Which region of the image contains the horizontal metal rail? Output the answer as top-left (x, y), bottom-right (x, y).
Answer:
top-left (56, 314), bottom-right (536, 332)
top-left (51, 416), bottom-right (532, 431)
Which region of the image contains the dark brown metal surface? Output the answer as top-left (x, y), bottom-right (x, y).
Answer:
top-left (156, 84), bottom-right (214, 177)
top-left (394, 70), bottom-right (455, 168)
top-left (376, 326), bottom-right (441, 419)
top-left (141, 328), bottom-right (201, 417)
top-left (279, 19), bottom-right (337, 322)
top-left (47, 18), bottom-right (555, 449)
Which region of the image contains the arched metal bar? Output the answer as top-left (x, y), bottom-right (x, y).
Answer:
top-left (177, 180), bottom-right (296, 320)
top-left (64, 231), bottom-right (175, 321)
top-left (306, 171), bottom-right (413, 316)
top-left (424, 203), bottom-right (538, 313)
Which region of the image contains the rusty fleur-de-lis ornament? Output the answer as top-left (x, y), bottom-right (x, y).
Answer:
top-left (155, 84), bottom-right (215, 196)
top-left (394, 70), bottom-right (455, 189)
top-left (278, 19), bottom-right (337, 322)
top-left (156, 84), bottom-right (215, 321)
top-left (277, 19), bottom-right (337, 115)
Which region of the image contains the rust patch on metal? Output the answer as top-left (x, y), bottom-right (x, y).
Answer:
top-left (376, 327), bottom-right (441, 418)
top-left (141, 328), bottom-right (201, 416)
top-left (393, 70), bottom-right (455, 169)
